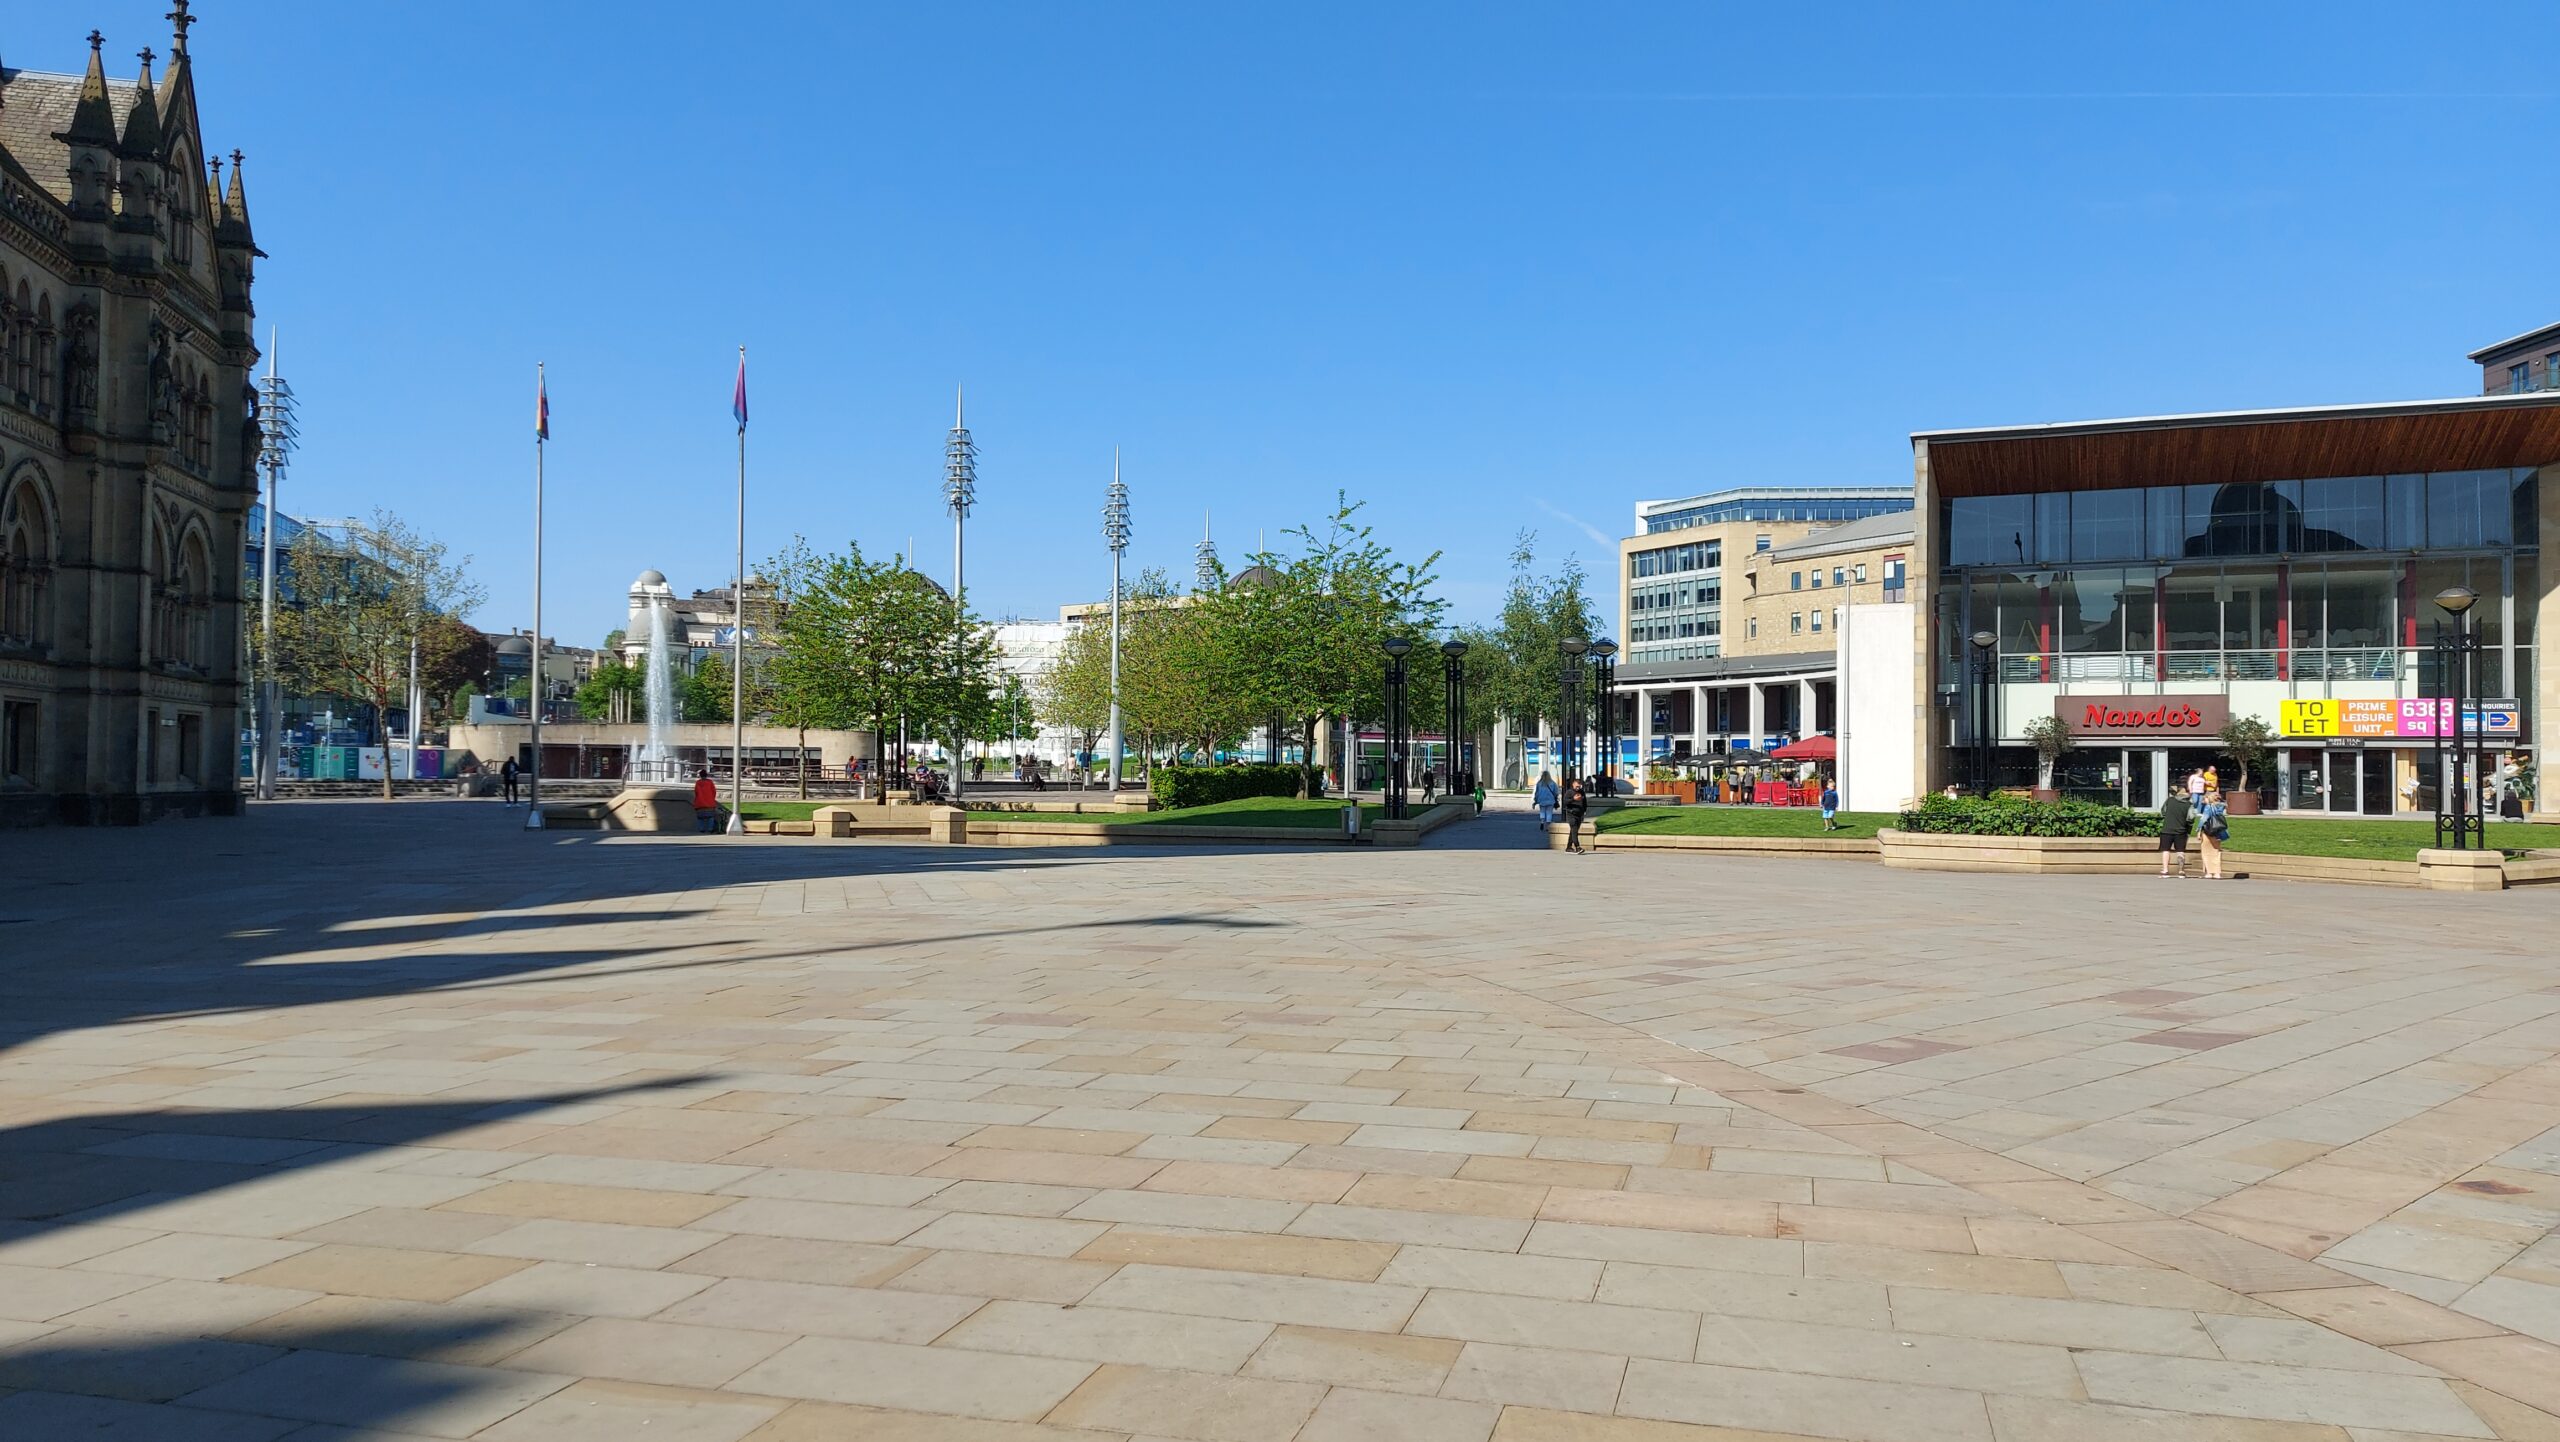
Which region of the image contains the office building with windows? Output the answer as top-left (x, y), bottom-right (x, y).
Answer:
top-left (1569, 485), bottom-right (1910, 778)
top-left (1910, 377), bottom-right (2556, 817)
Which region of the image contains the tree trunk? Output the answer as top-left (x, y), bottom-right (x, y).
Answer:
top-left (381, 736), bottom-right (395, 801)
top-left (797, 726), bottom-right (809, 800)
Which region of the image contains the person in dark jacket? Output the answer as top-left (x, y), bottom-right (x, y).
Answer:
top-left (1563, 777), bottom-right (1590, 854)
top-left (500, 757), bottom-right (520, 806)
top-left (2158, 789), bottom-right (2193, 878)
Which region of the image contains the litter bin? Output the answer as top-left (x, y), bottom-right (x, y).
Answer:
top-left (1341, 804), bottom-right (1361, 837)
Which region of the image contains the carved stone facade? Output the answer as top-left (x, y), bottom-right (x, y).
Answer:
top-left (0, 4), bottom-right (263, 824)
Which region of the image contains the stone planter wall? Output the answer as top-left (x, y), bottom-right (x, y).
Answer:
top-left (1876, 828), bottom-right (2158, 874)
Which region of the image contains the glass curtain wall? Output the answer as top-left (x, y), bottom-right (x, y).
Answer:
top-left (1944, 468), bottom-right (2542, 698)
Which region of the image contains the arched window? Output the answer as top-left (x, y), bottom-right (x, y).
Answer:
top-left (176, 529), bottom-right (212, 667)
top-left (170, 146), bottom-right (196, 267)
top-left (10, 281), bottom-right (30, 399)
top-left (0, 471), bottom-right (53, 648)
top-left (34, 297), bottom-right (55, 419)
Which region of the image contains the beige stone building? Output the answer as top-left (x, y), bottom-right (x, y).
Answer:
top-left (0, 5), bottom-right (263, 825)
top-left (1727, 510), bottom-right (1914, 656)
top-left (1583, 486), bottom-right (1909, 772)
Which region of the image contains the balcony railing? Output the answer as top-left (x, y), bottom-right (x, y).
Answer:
top-left (1977, 646), bottom-right (2529, 695)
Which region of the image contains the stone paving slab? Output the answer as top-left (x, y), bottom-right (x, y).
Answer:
top-left (0, 802), bottom-right (2556, 1439)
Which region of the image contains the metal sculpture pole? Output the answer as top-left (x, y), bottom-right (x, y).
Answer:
top-left (946, 388), bottom-right (976, 799)
top-left (1102, 457), bottom-right (1131, 791)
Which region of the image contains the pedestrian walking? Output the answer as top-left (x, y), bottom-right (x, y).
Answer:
top-left (692, 770), bottom-right (721, 833)
top-left (1563, 777), bottom-right (1590, 854)
top-left (2197, 788), bottom-right (2229, 879)
top-left (1421, 769), bottom-right (1438, 805)
top-left (1533, 771), bottom-right (1558, 827)
top-left (2159, 787), bottom-right (2193, 878)
top-left (2185, 768), bottom-right (2207, 809)
top-left (1819, 779), bottom-right (1841, 831)
top-left (500, 756), bottom-right (520, 806)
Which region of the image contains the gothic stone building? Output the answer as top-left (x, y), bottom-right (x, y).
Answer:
top-left (0, 4), bottom-right (263, 825)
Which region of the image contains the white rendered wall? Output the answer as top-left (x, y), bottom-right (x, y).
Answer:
top-left (1839, 602), bottom-right (1917, 813)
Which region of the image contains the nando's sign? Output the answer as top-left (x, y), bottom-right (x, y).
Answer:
top-left (2057, 694), bottom-right (2230, 737)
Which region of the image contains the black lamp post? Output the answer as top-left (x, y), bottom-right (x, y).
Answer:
top-left (1383, 636), bottom-right (1414, 820)
top-left (1559, 637), bottom-right (1589, 786)
top-left (1968, 630), bottom-right (1998, 797)
top-left (2433, 586), bottom-right (2483, 850)
top-left (1591, 639), bottom-right (1619, 794)
top-left (1441, 639), bottom-right (1469, 794)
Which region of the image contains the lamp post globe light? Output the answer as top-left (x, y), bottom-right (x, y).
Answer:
top-left (1382, 636), bottom-right (1415, 820)
top-left (1590, 638), bottom-right (1619, 794)
top-left (1968, 630), bottom-right (1998, 798)
top-left (2433, 586), bottom-right (2483, 850)
top-left (1102, 457), bottom-right (1131, 792)
top-left (1559, 636), bottom-right (1589, 786)
top-left (1441, 639), bottom-right (1469, 795)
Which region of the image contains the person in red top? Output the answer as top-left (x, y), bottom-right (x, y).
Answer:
top-left (692, 771), bottom-right (719, 833)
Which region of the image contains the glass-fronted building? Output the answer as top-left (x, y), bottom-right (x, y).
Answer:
top-left (1911, 395), bottom-right (2560, 816)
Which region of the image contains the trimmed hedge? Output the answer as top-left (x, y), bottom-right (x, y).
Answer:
top-left (1149, 763), bottom-right (1321, 810)
top-left (1895, 793), bottom-right (2162, 838)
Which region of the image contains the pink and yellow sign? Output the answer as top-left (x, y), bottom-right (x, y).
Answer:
top-left (2280, 698), bottom-right (2519, 739)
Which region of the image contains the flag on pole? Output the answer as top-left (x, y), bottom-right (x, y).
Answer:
top-left (536, 371), bottom-right (550, 441)
top-left (732, 350), bottom-right (748, 431)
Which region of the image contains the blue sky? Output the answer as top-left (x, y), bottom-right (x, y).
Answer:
top-left (62, 2), bottom-right (2559, 643)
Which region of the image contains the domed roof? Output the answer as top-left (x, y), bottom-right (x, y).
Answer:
top-left (1230, 564), bottom-right (1281, 590)
top-left (633, 569), bottom-right (667, 586)
top-left (494, 634), bottom-right (532, 654)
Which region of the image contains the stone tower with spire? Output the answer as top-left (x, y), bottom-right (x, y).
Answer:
top-left (0, 1), bottom-right (265, 825)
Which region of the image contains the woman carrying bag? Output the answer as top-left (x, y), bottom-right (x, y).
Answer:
top-left (2197, 789), bottom-right (2230, 881)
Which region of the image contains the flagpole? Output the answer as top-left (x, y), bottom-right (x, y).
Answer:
top-left (526, 362), bottom-right (547, 829)
top-left (727, 345), bottom-right (747, 835)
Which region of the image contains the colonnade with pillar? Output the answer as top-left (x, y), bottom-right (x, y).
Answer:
top-left (1620, 672), bottom-right (1836, 764)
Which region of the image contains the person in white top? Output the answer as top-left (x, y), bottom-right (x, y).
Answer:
top-left (2186, 769), bottom-right (2207, 806)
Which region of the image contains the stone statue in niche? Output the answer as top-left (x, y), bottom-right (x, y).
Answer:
top-left (148, 317), bottom-right (179, 445)
top-left (64, 306), bottom-right (100, 426)
top-left (239, 380), bottom-right (263, 486)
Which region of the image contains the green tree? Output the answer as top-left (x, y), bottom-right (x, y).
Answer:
top-left (1477, 532), bottom-right (1596, 739)
top-left (1201, 493), bottom-right (1442, 796)
top-left (574, 649), bottom-right (645, 724)
top-left (1039, 613), bottom-right (1113, 782)
top-left (766, 540), bottom-right (999, 796)
top-left (417, 618), bottom-right (496, 725)
top-left (272, 510), bottom-right (485, 799)
top-left (684, 652), bottom-right (735, 724)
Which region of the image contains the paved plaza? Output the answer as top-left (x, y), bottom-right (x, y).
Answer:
top-left (2, 803), bottom-right (2559, 1441)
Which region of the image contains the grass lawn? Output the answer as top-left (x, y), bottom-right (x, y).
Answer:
top-left (737, 801), bottom-right (826, 822)
top-left (998, 797), bottom-right (1396, 829)
top-left (1595, 806), bottom-right (1893, 840)
top-left (2220, 816), bottom-right (2554, 861)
